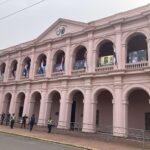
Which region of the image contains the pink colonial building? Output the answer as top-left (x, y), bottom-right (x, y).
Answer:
top-left (0, 4), bottom-right (150, 136)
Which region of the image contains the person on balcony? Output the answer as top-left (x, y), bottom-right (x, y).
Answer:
top-left (84, 51), bottom-right (87, 70)
top-left (11, 67), bottom-right (16, 78)
top-left (60, 55), bottom-right (65, 71)
top-left (23, 63), bottom-right (30, 77)
top-left (38, 59), bottom-right (46, 74)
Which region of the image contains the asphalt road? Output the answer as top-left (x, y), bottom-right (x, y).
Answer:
top-left (0, 133), bottom-right (83, 150)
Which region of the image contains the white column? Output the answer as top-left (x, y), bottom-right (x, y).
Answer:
top-left (113, 76), bottom-right (125, 136)
top-left (57, 88), bottom-right (67, 129)
top-left (87, 32), bottom-right (94, 73)
top-left (65, 38), bottom-right (71, 75)
top-left (29, 47), bottom-right (36, 80)
top-left (115, 24), bottom-right (122, 69)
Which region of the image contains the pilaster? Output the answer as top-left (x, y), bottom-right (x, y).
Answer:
top-left (65, 38), bottom-right (71, 75)
top-left (87, 31), bottom-right (94, 73)
top-left (29, 47), bottom-right (36, 80)
top-left (16, 51), bottom-right (22, 81)
top-left (114, 24), bottom-right (122, 69)
top-left (38, 82), bottom-right (48, 125)
top-left (45, 43), bottom-right (52, 78)
top-left (82, 78), bottom-right (95, 132)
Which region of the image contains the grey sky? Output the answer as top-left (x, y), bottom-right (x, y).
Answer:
top-left (0, 0), bottom-right (150, 49)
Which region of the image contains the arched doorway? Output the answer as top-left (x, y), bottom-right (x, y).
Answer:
top-left (69, 90), bottom-right (84, 130)
top-left (128, 88), bottom-right (150, 130)
top-left (15, 92), bottom-right (25, 120)
top-left (3, 93), bottom-right (12, 114)
top-left (29, 92), bottom-right (41, 123)
top-left (95, 89), bottom-right (113, 133)
top-left (46, 91), bottom-right (61, 126)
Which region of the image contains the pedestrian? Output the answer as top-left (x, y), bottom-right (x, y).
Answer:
top-left (5, 113), bottom-right (10, 126)
top-left (29, 114), bottom-right (35, 131)
top-left (21, 114), bottom-right (28, 128)
top-left (47, 117), bottom-right (53, 133)
top-left (10, 113), bottom-right (16, 129)
top-left (1, 112), bottom-right (5, 125)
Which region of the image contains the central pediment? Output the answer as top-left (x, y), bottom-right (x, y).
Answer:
top-left (36, 18), bottom-right (88, 42)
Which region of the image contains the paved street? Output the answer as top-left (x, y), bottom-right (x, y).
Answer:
top-left (0, 132), bottom-right (82, 150)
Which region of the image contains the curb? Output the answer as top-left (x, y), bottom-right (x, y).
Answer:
top-left (0, 130), bottom-right (95, 150)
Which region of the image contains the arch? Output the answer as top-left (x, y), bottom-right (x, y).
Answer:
top-left (48, 90), bottom-right (61, 102)
top-left (21, 57), bottom-right (31, 78)
top-left (127, 87), bottom-right (150, 130)
top-left (15, 92), bottom-right (25, 118)
top-left (10, 59), bottom-right (18, 78)
top-left (28, 91), bottom-right (41, 121)
top-left (123, 32), bottom-right (148, 63)
top-left (35, 53), bottom-right (47, 75)
top-left (0, 62), bottom-right (6, 79)
top-left (67, 88), bottom-right (85, 102)
top-left (122, 30), bottom-right (149, 45)
top-left (92, 86), bottom-right (114, 103)
top-left (96, 39), bottom-right (115, 67)
top-left (72, 45), bottom-right (87, 70)
top-left (94, 37), bottom-right (115, 50)
top-left (3, 92), bottom-right (12, 114)
top-left (30, 91), bottom-right (42, 102)
top-left (52, 50), bottom-right (65, 72)
top-left (123, 84), bottom-right (150, 103)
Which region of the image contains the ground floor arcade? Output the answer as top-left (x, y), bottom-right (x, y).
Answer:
top-left (0, 84), bottom-right (150, 136)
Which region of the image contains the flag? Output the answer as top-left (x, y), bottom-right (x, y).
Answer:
top-left (113, 46), bottom-right (117, 65)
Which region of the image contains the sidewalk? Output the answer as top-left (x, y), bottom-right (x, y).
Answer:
top-left (0, 125), bottom-right (143, 150)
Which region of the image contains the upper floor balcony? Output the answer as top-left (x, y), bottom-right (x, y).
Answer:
top-left (0, 32), bottom-right (149, 83)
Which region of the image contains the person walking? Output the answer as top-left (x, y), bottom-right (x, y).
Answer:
top-left (21, 114), bottom-right (28, 128)
top-left (47, 117), bottom-right (53, 133)
top-left (10, 113), bottom-right (16, 129)
top-left (29, 114), bottom-right (35, 131)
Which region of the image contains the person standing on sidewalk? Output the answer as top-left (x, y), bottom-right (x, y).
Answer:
top-left (29, 114), bottom-right (35, 131)
top-left (21, 114), bottom-right (28, 129)
top-left (47, 117), bottom-right (53, 133)
top-left (1, 112), bottom-right (5, 125)
top-left (10, 113), bottom-right (16, 129)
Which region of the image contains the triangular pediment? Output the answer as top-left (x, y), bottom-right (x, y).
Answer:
top-left (36, 18), bottom-right (88, 42)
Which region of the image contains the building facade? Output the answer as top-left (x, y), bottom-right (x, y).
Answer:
top-left (0, 4), bottom-right (150, 136)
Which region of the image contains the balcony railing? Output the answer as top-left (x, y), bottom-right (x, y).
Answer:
top-left (125, 61), bottom-right (148, 70)
top-left (95, 65), bottom-right (114, 73)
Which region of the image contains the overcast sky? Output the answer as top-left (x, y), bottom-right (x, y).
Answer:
top-left (0, 0), bottom-right (150, 50)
